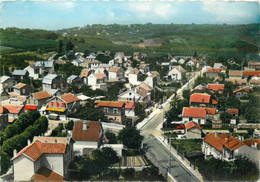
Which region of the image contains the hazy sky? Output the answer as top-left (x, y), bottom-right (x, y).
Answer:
top-left (0, 1), bottom-right (259, 30)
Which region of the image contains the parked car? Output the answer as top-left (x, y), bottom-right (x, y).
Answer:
top-left (177, 125), bottom-right (185, 129)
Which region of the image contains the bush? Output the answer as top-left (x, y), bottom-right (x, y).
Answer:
top-left (65, 120), bottom-right (74, 130)
top-left (122, 168), bottom-right (135, 179)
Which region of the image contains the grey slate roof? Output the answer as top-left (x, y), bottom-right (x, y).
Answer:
top-left (42, 74), bottom-right (58, 84)
top-left (12, 69), bottom-right (28, 76)
top-left (67, 75), bottom-right (78, 81)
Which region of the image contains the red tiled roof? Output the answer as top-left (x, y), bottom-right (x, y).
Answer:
top-left (233, 88), bottom-right (250, 94)
top-left (13, 83), bottom-right (27, 89)
top-left (207, 84), bottom-right (224, 92)
top-left (13, 140), bottom-right (67, 161)
top-left (207, 68), bottom-right (221, 73)
top-left (129, 68), bottom-right (140, 75)
top-left (205, 108), bottom-right (216, 115)
top-left (3, 105), bottom-right (23, 114)
top-left (243, 139), bottom-right (260, 147)
top-left (33, 91), bottom-right (52, 100)
top-left (80, 69), bottom-right (91, 78)
top-left (119, 101), bottom-right (135, 109)
top-left (242, 71), bottom-right (260, 77)
top-left (61, 93), bottom-right (80, 104)
top-left (190, 93), bottom-right (211, 104)
top-left (204, 133), bottom-right (244, 152)
top-left (95, 100), bottom-right (125, 108)
top-left (182, 107), bottom-right (206, 118)
top-left (109, 67), bottom-right (121, 72)
top-left (32, 167), bottom-right (65, 181)
top-left (227, 109), bottom-right (239, 115)
top-left (72, 121), bottom-right (102, 141)
top-left (229, 70), bottom-right (242, 77)
top-left (185, 121), bottom-right (202, 130)
top-left (94, 73), bottom-right (107, 79)
top-left (25, 105), bottom-right (37, 111)
top-left (212, 99), bottom-right (218, 105)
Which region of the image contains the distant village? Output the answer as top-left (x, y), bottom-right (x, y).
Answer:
top-left (0, 50), bottom-right (259, 181)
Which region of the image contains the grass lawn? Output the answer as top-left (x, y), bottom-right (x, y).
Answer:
top-left (171, 139), bottom-right (202, 154)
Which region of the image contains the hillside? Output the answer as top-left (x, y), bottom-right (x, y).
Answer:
top-left (0, 24), bottom-right (259, 59)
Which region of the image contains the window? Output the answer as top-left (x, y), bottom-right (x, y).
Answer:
top-left (57, 103), bottom-right (59, 107)
top-left (129, 92), bottom-right (132, 96)
top-left (22, 89), bottom-right (25, 94)
top-left (104, 108), bottom-right (109, 114)
top-left (198, 119), bottom-right (201, 124)
top-left (62, 103), bottom-right (65, 107)
top-left (113, 108), bottom-right (118, 115)
top-left (189, 117), bottom-right (192, 121)
top-left (51, 102), bottom-right (54, 106)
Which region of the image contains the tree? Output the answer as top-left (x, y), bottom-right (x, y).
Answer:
top-left (66, 40), bottom-right (74, 51)
top-left (122, 168), bottom-right (135, 179)
top-left (58, 40), bottom-right (63, 53)
top-left (105, 130), bottom-right (117, 144)
top-left (135, 103), bottom-right (146, 124)
top-left (65, 120), bottom-right (74, 130)
top-left (118, 126), bottom-right (143, 149)
top-left (182, 89), bottom-right (191, 99)
top-left (220, 112), bottom-right (232, 124)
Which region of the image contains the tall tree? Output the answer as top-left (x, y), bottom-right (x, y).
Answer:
top-left (118, 126), bottom-right (143, 149)
top-left (58, 40), bottom-right (63, 53)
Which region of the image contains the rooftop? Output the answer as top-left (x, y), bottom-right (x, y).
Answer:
top-left (32, 167), bottom-right (65, 181)
top-left (95, 100), bottom-right (125, 108)
top-left (185, 121), bottom-right (202, 130)
top-left (33, 91), bottom-right (52, 100)
top-left (72, 121), bottom-right (102, 141)
top-left (13, 83), bottom-right (27, 89)
top-left (207, 84), bottom-right (224, 92)
top-left (42, 74), bottom-right (58, 84)
top-left (190, 93), bottom-right (211, 104)
top-left (12, 140), bottom-right (67, 161)
top-left (61, 93), bottom-right (80, 103)
top-left (109, 67), bottom-right (121, 72)
top-left (182, 107), bottom-right (207, 118)
top-left (207, 68), bottom-right (221, 73)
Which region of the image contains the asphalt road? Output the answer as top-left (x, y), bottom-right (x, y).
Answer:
top-left (144, 134), bottom-right (199, 182)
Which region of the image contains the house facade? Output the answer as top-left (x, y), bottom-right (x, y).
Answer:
top-left (2, 105), bottom-right (24, 123)
top-left (25, 91), bottom-right (52, 111)
top-left (108, 67), bottom-right (125, 81)
top-left (87, 73), bottom-right (107, 90)
top-left (95, 101), bottom-right (125, 123)
top-left (129, 68), bottom-right (141, 86)
top-left (185, 121), bottom-right (202, 138)
top-left (42, 74), bottom-right (66, 95)
top-left (13, 83), bottom-right (34, 96)
top-left (67, 75), bottom-right (82, 85)
top-left (168, 66), bottom-right (186, 81)
top-left (12, 70), bottom-right (29, 81)
top-left (0, 76), bottom-right (16, 93)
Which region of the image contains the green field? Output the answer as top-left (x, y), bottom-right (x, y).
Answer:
top-left (0, 24), bottom-right (259, 59)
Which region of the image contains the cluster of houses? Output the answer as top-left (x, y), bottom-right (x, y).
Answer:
top-left (178, 61), bottom-right (260, 170)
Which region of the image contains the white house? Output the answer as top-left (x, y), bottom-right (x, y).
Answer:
top-left (168, 66), bottom-right (186, 81)
top-left (178, 58), bottom-right (185, 64)
top-left (72, 121), bottom-right (103, 155)
top-left (11, 138), bottom-right (72, 181)
top-left (129, 68), bottom-right (141, 86)
top-left (119, 101), bottom-right (135, 117)
top-left (86, 54), bottom-right (96, 61)
top-left (87, 73), bottom-right (107, 90)
top-left (170, 58), bottom-right (178, 63)
top-left (2, 105), bottom-right (24, 123)
top-left (108, 67), bottom-right (125, 81)
top-left (24, 65), bottom-right (40, 80)
top-left (203, 133), bottom-right (260, 168)
top-left (118, 89), bottom-right (142, 103)
top-left (186, 60), bottom-right (196, 67)
top-left (72, 59), bottom-right (83, 67)
top-left (182, 107), bottom-right (207, 125)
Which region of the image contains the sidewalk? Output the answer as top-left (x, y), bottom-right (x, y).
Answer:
top-left (156, 135), bottom-right (204, 182)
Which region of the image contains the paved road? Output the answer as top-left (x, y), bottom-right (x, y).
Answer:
top-left (144, 134), bottom-right (199, 182)
top-left (140, 70), bottom-right (204, 181)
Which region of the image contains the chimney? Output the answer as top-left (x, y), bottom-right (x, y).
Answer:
top-left (27, 139), bottom-right (31, 145)
top-left (83, 121), bottom-right (88, 130)
top-left (13, 149), bottom-right (17, 157)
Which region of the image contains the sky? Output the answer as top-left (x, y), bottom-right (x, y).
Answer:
top-left (0, 1), bottom-right (259, 30)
